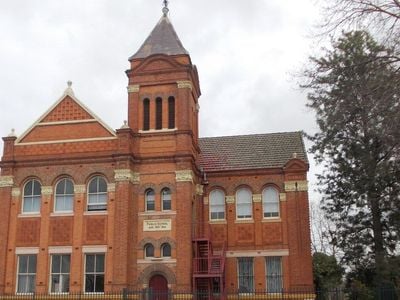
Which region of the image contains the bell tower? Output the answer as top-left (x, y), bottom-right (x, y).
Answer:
top-left (126, 6), bottom-right (201, 159)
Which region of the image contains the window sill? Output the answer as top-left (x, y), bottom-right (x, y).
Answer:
top-left (139, 211), bottom-right (176, 217)
top-left (234, 219), bottom-right (254, 224)
top-left (83, 211), bottom-right (108, 216)
top-left (137, 258), bottom-right (177, 264)
top-left (18, 213), bottom-right (41, 218)
top-left (50, 212), bottom-right (74, 217)
top-left (139, 128), bottom-right (177, 133)
top-left (262, 217), bottom-right (281, 223)
top-left (209, 220), bottom-right (227, 224)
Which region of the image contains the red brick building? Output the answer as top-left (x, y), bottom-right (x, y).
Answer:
top-left (0, 9), bottom-right (313, 297)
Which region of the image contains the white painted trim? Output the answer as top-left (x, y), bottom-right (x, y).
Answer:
top-left (37, 119), bottom-right (97, 126)
top-left (17, 213), bottom-right (41, 218)
top-left (82, 246), bottom-right (108, 253)
top-left (15, 247), bottom-right (39, 255)
top-left (16, 90), bottom-right (116, 143)
top-left (234, 219), bottom-right (254, 224)
top-left (138, 211), bottom-right (177, 217)
top-left (262, 217), bottom-right (282, 223)
top-left (83, 211), bottom-right (108, 216)
top-left (226, 249), bottom-right (289, 257)
top-left (48, 246), bottom-right (73, 254)
top-left (50, 212), bottom-right (74, 217)
top-left (16, 136), bottom-right (117, 146)
top-left (208, 220), bottom-right (227, 224)
top-left (137, 259), bottom-right (177, 264)
top-left (138, 128), bottom-right (177, 133)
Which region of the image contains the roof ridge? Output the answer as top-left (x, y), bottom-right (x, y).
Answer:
top-left (199, 131), bottom-right (303, 140)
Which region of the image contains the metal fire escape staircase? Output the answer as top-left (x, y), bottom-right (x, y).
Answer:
top-left (192, 231), bottom-right (226, 299)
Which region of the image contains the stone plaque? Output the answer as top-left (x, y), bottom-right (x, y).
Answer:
top-left (143, 219), bottom-right (171, 232)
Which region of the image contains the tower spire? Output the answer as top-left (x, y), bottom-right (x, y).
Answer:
top-left (162, 0), bottom-right (169, 16)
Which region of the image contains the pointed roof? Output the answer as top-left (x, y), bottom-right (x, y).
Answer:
top-left (129, 15), bottom-right (189, 60)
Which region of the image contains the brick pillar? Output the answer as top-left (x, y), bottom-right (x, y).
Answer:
top-left (36, 186), bottom-right (52, 293)
top-left (0, 176), bottom-right (13, 294)
top-left (175, 170), bottom-right (195, 291)
top-left (70, 184), bottom-right (85, 293)
top-left (226, 196), bottom-right (235, 248)
top-left (253, 194), bottom-right (263, 246)
top-left (176, 82), bottom-right (192, 131)
top-left (127, 85), bottom-right (140, 132)
top-left (112, 169), bottom-right (139, 291)
top-left (254, 256), bottom-right (266, 291)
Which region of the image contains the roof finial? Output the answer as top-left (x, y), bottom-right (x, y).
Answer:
top-left (67, 80), bottom-right (72, 87)
top-left (162, 0), bottom-right (169, 16)
top-left (64, 80), bottom-right (75, 96)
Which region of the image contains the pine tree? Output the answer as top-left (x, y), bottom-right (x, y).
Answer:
top-left (303, 30), bottom-right (400, 287)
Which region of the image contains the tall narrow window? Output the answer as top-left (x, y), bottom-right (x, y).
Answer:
top-left (143, 98), bottom-right (150, 131)
top-left (210, 189), bottom-right (225, 220)
top-left (17, 254), bottom-right (36, 293)
top-left (87, 176), bottom-right (107, 211)
top-left (266, 257), bottom-right (283, 293)
top-left (168, 96), bottom-right (175, 129)
top-left (145, 189), bottom-right (155, 211)
top-left (161, 188), bottom-right (171, 211)
top-left (161, 243), bottom-right (171, 258)
top-left (85, 254), bottom-right (105, 293)
top-left (263, 187), bottom-right (280, 218)
top-left (236, 188), bottom-right (252, 219)
top-left (156, 97), bottom-right (162, 130)
top-left (237, 257), bottom-right (254, 293)
top-left (50, 254), bottom-right (70, 293)
top-left (23, 179), bottom-right (41, 214)
top-left (55, 179), bottom-right (74, 212)
top-left (144, 244), bottom-right (154, 258)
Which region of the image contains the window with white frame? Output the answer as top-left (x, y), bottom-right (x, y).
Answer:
top-left (55, 179), bottom-right (74, 212)
top-left (262, 187), bottom-right (280, 218)
top-left (237, 257), bottom-right (254, 293)
top-left (17, 254), bottom-right (36, 294)
top-left (22, 179), bottom-right (41, 214)
top-left (87, 176), bottom-right (107, 211)
top-left (161, 188), bottom-right (171, 211)
top-left (236, 188), bottom-right (252, 219)
top-left (210, 189), bottom-right (225, 220)
top-left (145, 189), bottom-right (155, 211)
top-left (50, 254), bottom-right (70, 293)
top-left (266, 257), bottom-right (283, 293)
top-left (161, 243), bottom-right (171, 258)
top-left (144, 243), bottom-right (154, 258)
top-left (85, 254), bottom-right (105, 293)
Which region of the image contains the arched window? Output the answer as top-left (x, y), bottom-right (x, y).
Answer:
top-left (23, 179), bottom-right (41, 213)
top-left (168, 96), bottom-right (175, 129)
top-left (161, 243), bottom-right (171, 258)
top-left (262, 187), bottom-right (280, 218)
top-left (210, 189), bottom-right (225, 220)
top-left (155, 97), bottom-right (162, 130)
top-left (161, 188), bottom-right (171, 211)
top-left (236, 188), bottom-right (252, 219)
top-left (143, 98), bottom-right (150, 131)
top-left (144, 244), bottom-right (154, 258)
top-left (55, 178), bottom-right (74, 212)
top-left (87, 176), bottom-right (107, 211)
top-left (145, 189), bottom-right (155, 211)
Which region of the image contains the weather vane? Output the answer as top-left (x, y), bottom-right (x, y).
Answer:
top-left (162, 0), bottom-right (169, 16)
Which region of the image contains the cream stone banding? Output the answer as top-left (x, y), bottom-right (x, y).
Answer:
top-left (82, 245), bottom-right (108, 253)
top-left (284, 180), bottom-right (308, 192)
top-left (107, 183), bottom-right (116, 192)
top-left (252, 194), bottom-right (262, 203)
top-left (279, 193), bottom-right (286, 201)
top-left (225, 196), bottom-right (235, 204)
top-left (15, 247), bottom-right (39, 255)
top-left (74, 185), bottom-right (86, 193)
top-left (114, 169), bottom-right (140, 184)
top-left (48, 246), bottom-right (73, 254)
top-left (226, 249), bottom-right (289, 257)
top-left (177, 81), bottom-right (193, 90)
top-left (41, 186), bottom-right (53, 195)
top-left (0, 176), bottom-right (14, 188)
top-left (127, 84), bottom-right (140, 93)
top-left (12, 188), bottom-right (21, 197)
top-left (175, 170), bottom-right (193, 183)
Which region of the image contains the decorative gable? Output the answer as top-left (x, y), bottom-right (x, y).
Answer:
top-left (16, 83), bottom-right (116, 144)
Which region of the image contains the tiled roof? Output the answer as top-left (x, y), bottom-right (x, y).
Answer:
top-left (198, 132), bottom-right (308, 172)
top-left (130, 15), bottom-right (188, 60)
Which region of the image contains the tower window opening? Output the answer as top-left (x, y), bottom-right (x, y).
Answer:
top-left (143, 98), bottom-right (150, 131)
top-left (156, 97), bottom-right (163, 130)
top-left (168, 96), bottom-right (175, 129)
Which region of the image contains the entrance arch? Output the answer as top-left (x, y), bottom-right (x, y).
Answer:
top-left (149, 274), bottom-right (168, 300)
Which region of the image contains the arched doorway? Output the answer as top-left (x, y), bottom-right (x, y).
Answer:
top-left (149, 274), bottom-right (168, 300)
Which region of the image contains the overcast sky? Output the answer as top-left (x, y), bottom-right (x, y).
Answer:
top-left (0, 0), bottom-right (323, 201)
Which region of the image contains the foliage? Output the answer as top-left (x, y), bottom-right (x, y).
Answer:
top-left (313, 252), bottom-right (343, 291)
top-left (302, 30), bottom-right (400, 287)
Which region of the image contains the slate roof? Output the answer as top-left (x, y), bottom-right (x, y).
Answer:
top-left (130, 15), bottom-right (189, 60)
top-left (198, 132), bottom-right (308, 172)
